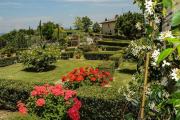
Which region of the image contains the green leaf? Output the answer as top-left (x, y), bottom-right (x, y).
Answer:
top-left (177, 45), bottom-right (180, 57)
top-left (162, 0), bottom-right (173, 8)
top-left (172, 11), bottom-right (180, 27)
top-left (165, 38), bottom-right (180, 44)
top-left (157, 48), bottom-right (174, 64)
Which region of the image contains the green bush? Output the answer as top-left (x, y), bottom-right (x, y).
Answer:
top-left (0, 79), bottom-right (45, 111)
top-left (99, 45), bottom-right (125, 51)
top-left (109, 53), bottom-right (124, 68)
top-left (19, 45), bottom-right (60, 71)
top-left (77, 85), bottom-right (136, 119)
top-left (0, 57), bottom-right (17, 67)
top-left (97, 40), bottom-right (129, 47)
top-left (61, 51), bottom-right (74, 59)
top-left (97, 61), bottom-right (115, 75)
top-left (84, 51), bottom-right (117, 60)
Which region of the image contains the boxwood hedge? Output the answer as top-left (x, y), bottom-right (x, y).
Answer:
top-left (97, 40), bottom-right (129, 47)
top-left (0, 79), bottom-right (45, 110)
top-left (84, 51), bottom-right (117, 60)
top-left (61, 51), bottom-right (74, 60)
top-left (0, 57), bottom-right (17, 67)
top-left (99, 45), bottom-right (125, 51)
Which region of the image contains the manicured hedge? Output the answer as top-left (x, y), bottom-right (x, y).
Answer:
top-left (61, 51), bottom-right (74, 60)
top-left (109, 53), bottom-right (124, 68)
top-left (0, 79), bottom-right (45, 111)
top-left (0, 57), bottom-right (17, 67)
top-left (77, 86), bottom-right (138, 119)
top-left (84, 51), bottom-right (117, 60)
top-left (97, 40), bottom-right (129, 47)
top-left (97, 61), bottom-right (115, 75)
top-left (99, 45), bottom-right (125, 51)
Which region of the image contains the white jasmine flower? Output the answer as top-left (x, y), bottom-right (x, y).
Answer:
top-left (145, 0), bottom-right (154, 15)
top-left (136, 22), bottom-right (142, 30)
top-left (155, 16), bottom-right (161, 24)
top-left (161, 79), bottom-right (168, 86)
top-left (149, 102), bottom-right (155, 110)
top-left (151, 49), bottom-right (160, 66)
top-left (171, 68), bottom-right (180, 81)
top-left (162, 60), bottom-right (171, 67)
top-left (159, 31), bottom-right (174, 41)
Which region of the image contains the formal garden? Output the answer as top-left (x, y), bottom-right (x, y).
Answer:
top-left (0, 0), bottom-right (179, 119)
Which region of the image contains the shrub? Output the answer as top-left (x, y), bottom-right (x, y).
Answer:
top-left (84, 51), bottom-right (117, 60)
top-left (97, 40), bottom-right (129, 47)
top-left (61, 51), bottom-right (74, 60)
top-left (0, 57), bottom-right (17, 67)
top-left (97, 61), bottom-right (115, 75)
top-left (62, 67), bottom-right (113, 89)
top-left (76, 85), bottom-right (137, 119)
top-left (109, 53), bottom-right (124, 68)
top-left (19, 45), bottom-right (60, 71)
top-left (0, 79), bottom-right (45, 111)
top-left (17, 84), bottom-right (82, 120)
top-left (99, 45), bottom-right (125, 51)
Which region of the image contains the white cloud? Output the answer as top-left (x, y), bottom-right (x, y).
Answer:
top-left (0, 1), bottom-right (23, 8)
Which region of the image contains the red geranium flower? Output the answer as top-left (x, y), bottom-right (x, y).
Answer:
top-left (76, 75), bottom-right (84, 82)
top-left (36, 98), bottom-right (45, 107)
top-left (65, 90), bottom-right (77, 100)
top-left (17, 101), bottom-right (28, 115)
top-left (90, 77), bottom-right (96, 82)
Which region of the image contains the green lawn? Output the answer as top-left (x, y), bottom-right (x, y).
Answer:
top-left (0, 60), bottom-right (103, 83)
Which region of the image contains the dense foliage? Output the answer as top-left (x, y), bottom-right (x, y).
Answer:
top-left (92, 22), bottom-right (101, 33)
top-left (115, 11), bottom-right (144, 39)
top-left (20, 45), bottom-right (60, 71)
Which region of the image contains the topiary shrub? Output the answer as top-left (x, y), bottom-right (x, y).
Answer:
top-left (19, 45), bottom-right (60, 71)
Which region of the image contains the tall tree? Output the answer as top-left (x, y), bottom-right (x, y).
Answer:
top-left (74, 17), bottom-right (83, 30)
top-left (93, 22), bottom-right (101, 33)
top-left (40, 21), bottom-right (57, 40)
top-left (115, 11), bottom-right (144, 39)
top-left (82, 16), bottom-right (93, 32)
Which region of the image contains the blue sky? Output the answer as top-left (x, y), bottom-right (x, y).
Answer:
top-left (0, 0), bottom-right (140, 33)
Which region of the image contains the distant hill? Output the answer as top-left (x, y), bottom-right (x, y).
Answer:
top-left (0, 33), bottom-right (4, 36)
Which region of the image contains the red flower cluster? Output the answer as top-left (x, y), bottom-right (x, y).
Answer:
top-left (17, 101), bottom-right (28, 115)
top-left (62, 67), bottom-right (113, 88)
top-left (18, 84), bottom-right (81, 120)
top-left (68, 98), bottom-right (82, 120)
top-left (36, 98), bottom-right (46, 107)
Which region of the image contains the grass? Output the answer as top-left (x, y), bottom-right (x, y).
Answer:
top-left (0, 60), bottom-right (103, 83)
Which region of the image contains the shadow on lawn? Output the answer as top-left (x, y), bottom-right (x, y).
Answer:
top-left (117, 69), bottom-right (136, 74)
top-left (22, 65), bottom-right (57, 73)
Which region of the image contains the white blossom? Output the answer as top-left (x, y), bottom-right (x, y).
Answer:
top-left (161, 79), bottom-right (168, 86)
top-left (162, 60), bottom-right (171, 67)
top-left (159, 31), bottom-right (174, 41)
top-left (151, 49), bottom-right (160, 66)
top-left (170, 68), bottom-right (180, 81)
top-left (155, 16), bottom-right (161, 24)
top-left (135, 22), bottom-right (142, 30)
top-left (145, 0), bottom-right (154, 16)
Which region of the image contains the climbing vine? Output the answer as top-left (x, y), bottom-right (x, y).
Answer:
top-left (123, 0), bottom-right (180, 119)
